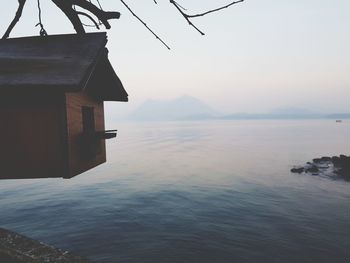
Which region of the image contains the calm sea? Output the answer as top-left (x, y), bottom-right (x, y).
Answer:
top-left (1, 120), bottom-right (350, 263)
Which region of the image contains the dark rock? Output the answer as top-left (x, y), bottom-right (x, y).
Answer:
top-left (0, 251), bottom-right (24, 263)
top-left (340, 154), bottom-right (348, 160)
top-left (293, 155), bottom-right (350, 181)
top-left (305, 165), bottom-right (319, 173)
top-left (321, 156), bottom-right (332, 162)
top-left (338, 155), bottom-right (350, 168)
top-left (313, 158), bottom-right (322, 163)
top-left (291, 167), bottom-right (304, 173)
top-left (337, 168), bottom-right (350, 178)
top-left (341, 159), bottom-right (350, 171)
top-left (0, 228), bottom-right (95, 263)
top-left (332, 156), bottom-right (342, 167)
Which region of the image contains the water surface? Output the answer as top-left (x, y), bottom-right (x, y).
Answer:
top-left (1, 120), bottom-right (350, 263)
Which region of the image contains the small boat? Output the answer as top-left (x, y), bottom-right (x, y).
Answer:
top-left (336, 120), bottom-right (342, 123)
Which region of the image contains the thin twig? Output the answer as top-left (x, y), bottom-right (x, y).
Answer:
top-left (170, 0), bottom-right (244, 35)
top-left (119, 0), bottom-right (170, 50)
top-left (188, 0), bottom-right (244, 18)
top-left (170, 0), bottom-right (205, 35)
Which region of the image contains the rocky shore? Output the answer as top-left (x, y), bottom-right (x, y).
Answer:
top-left (0, 228), bottom-right (95, 263)
top-left (291, 155), bottom-right (350, 180)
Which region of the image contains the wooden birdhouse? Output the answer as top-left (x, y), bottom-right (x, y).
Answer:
top-left (0, 33), bottom-right (128, 179)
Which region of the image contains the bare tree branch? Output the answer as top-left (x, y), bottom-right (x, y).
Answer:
top-left (2, 0), bottom-right (27, 39)
top-left (119, 0), bottom-right (170, 50)
top-left (170, 0), bottom-right (205, 35)
top-left (187, 0), bottom-right (244, 18)
top-left (51, 0), bottom-right (121, 34)
top-left (52, 0), bottom-right (85, 34)
top-left (76, 11), bottom-right (100, 30)
top-left (72, 0), bottom-right (120, 29)
top-left (170, 0), bottom-right (244, 35)
top-left (3, 0), bottom-right (244, 50)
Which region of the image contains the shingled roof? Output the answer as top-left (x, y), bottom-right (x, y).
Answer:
top-left (0, 32), bottom-right (128, 102)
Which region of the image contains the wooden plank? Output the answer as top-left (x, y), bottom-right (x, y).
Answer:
top-left (65, 92), bottom-right (106, 178)
top-left (86, 54), bottom-right (128, 102)
top-left (0, 97), bottom-right (66, 179)
top-left (0, 33), bottom-right (107, 89)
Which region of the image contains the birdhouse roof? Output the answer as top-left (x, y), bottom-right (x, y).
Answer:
top-left (0, 32), bottom-right (128, 102)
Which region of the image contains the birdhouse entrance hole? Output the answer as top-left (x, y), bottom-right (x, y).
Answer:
top-left (80, 106), bottom-right (102, 160)
top-left (82, 106), bottom-right (95, 133)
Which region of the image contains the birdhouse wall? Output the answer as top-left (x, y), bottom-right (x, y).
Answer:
top-left (65, 92), bottom-right (106, 178)
top-left (0, 93), bottom-right (67, 179)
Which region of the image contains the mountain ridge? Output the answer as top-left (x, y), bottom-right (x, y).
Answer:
top-left (127, 96), bottom-right (350, 121)
top-left (128, 95), bottom-right (218, 121)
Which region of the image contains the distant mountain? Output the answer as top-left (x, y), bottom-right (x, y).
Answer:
top-left (128, 95), bottom-right (218, 121)
top-left (222, 113), bottom-right (322, 120)
top-left (223, 107), bottom-right (319, 120)
top-left (269, 107), bottom-right (315, 115)
top-left (325, 113), bottom-right (350, 119)
top-left (222, 112), bottom-right (350, 120)
top-left (222, 107), bottom-right (350, 120)
top-left (127, 97), bottom-right (350, 121)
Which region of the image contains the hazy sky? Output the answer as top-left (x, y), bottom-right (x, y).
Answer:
top-left (1, 0), bottom-right (349, 116)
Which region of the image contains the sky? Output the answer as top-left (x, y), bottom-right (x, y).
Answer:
top-left (0, 0), bottom-right (349, 117)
